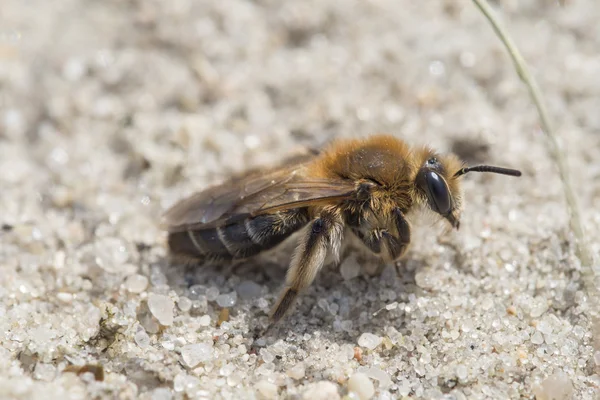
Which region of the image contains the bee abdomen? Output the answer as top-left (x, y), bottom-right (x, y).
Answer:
top-left (168, 209), bottom-right (309, 261)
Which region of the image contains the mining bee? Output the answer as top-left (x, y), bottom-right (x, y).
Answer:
top-left (162, 135), bottom-right (521, 322)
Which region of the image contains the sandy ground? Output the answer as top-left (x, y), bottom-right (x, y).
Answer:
top-left (1, 0), bottom-right (600, 399)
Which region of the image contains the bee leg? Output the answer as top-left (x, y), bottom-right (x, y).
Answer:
top-left (382, 208), bottom-right (411, 260)
top-left (353, 208), bottom-right (411, 262)
top-left (270, 211), bottom-right (344, 323)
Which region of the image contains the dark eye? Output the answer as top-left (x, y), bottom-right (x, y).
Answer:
top-left (425, 171), bottom-right (451, 215)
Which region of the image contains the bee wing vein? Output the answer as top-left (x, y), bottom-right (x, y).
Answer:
top-left (163, 171), bottom-right (356, 232)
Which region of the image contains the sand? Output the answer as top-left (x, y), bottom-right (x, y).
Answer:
top-left (1, 1), bottom-right (599, 399)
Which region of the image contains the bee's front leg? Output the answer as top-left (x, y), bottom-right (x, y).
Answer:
top-left (269, 210), bottom-right (344, 323)
top-left (353, 208), bottom-right (411, 262)
top-left (386, 208), bottom-right (411, 260)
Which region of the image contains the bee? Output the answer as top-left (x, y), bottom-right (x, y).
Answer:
top-left (162, 135), bottom-right (521, 323)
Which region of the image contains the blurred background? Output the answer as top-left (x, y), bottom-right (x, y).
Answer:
top-left (1, 1), bottom-right (599, 399)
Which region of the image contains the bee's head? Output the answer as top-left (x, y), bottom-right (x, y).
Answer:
top-left (414, 149), bottom-right (521, 230)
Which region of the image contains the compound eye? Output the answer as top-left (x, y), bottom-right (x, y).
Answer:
top-left (426, 171), bottom-right (451, 215)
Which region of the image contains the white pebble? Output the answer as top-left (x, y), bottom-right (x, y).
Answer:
top-left (340, 255), bottom-right (361, 281)
top-left (125, 274), bottom-right (149, 293)
top-left (134, 326), bottom-right (151, 348)
top-left (33, 363), bottom-right (56, 381)
top-left (173, 374), bottom-right (186, 392)
top-left (594, 351), bottom-right (600, 366)
top-left (531, 331), bottom-right (544, 345)
top-left (216, 291), bottom-right (237, 308)
top-left (456, 364), bottom-right (468, 380)
top-left (357, 332), bottom-right (382, 350)
top-left (260, 348), bottom-right (275, 363)
top-left (147, 294), bottom-right (174, 326)
top-left (532, 372), bottom-right (573, 400)
top-left (397, 379), bottom-right (411, 396)
top-left (255, 380), bottom-right (278, 399)
top-left (206, 287), bottom-right (220, 301)
top-left (151, 387), bottom-right (172, 400)
top-left (237, 280), bottom-right (262, 299)
top-left (529, 298), bottom-right (549, 318)
top-left (358, 367), bottom-right (392, 388)
top-left (537, 319), bottom-right (553, 335)
top-left (181, 343), bottom-right (213, 368)
top-left (199, 315), bottom-right (211, 326)
top-left (287, 362), bottom-right (305, 380)
top-left (56, 292), bottom-right (73, 303)
top-left (178, 296), bottom-right (192, 312)
top-left (302, 381), bottom-right (340, 400)
top-left (94, 237), bottom-right (130, 272)
top-left (63, 57), bottom-right (86, 81)
top-left (347, 373), bottom-right (375, 400)
top-left (414, 270), bottom-right (435, 290)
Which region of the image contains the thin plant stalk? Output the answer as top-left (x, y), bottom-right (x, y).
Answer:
top-left (471, 0), bottom-right (598, 343)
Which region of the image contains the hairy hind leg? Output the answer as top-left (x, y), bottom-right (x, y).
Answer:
top-left (269, 210), bottom-right (344, 323)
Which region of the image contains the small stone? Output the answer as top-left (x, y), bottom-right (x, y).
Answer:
top-left (206, 287), bottom-right (220, 301)
top-left (173, 374), bottom-right (186, 392)
top-left (414, 270), bottom-right (435, 290)
top-left (357, 333), bottom-right (382, 350)
top-left (302, 381), bottom-right (340, 400)
top-left (199, 315), bottom-right (211, 326)
top-left (181, 343), bottom-right (213, 368)
top-left (34, 362), bottom-right (56, 381)
top-left (482, 298), bottom-right (494, 310)
top-left (125, 274), bottom-right (149, 293)
top-left (531, 331), bottom-right (544, 345)
top-left (237, 280), bottom-right (262, 300)
top-left (29, 325), bottom-right (56, 343)
top-left (63, 57), bottom-right (86, 81)
top-left (537, 319), bottom-right (553, 335)
top-left (461, 320), bottom-right (474, 333)
top-left (594, 351), bottom-right (600, 366)
top-left (397, 379), bottom-right (411, 396)
top-left (178, 296), bottom-right (192, 312)
top-left (287, 362), bottom-right (305, 380)
top-left (347, 373), bottom-right (375, 400)
top-left (151, 387), bottom-right (172, 400)
top-left (56, 292), bottom-right (73, 303)
top-left (255, 380), bottom-right (278, 399)
top-left (147, 294), bottom-right (174, 326)
top-left (139, 310), bottom-right (160, 334)
top-left (134, 326), bottom-right (151, 348)
top-left (532, 372), bottom-right (573, 400)
top-left (188, 285), bottom-right (206, 298)
top-left (216, 292), bottom-right (237, 308)
top-left (260, 348), bottom-right (275, 363)
top-left (572, 325), bottom-right (586, 339)
top-left (227, 372), bottom-right (244, 387)
top-left (530, 298), bottom-right (549, 318)
top-left (358, 367), bottom-right (392, 388)
top-left (150, 269), bottom-right (167, 287)
top-left (94, 237), bottom-right (130, 272)
top-left (456, 364), bottom-right (468, 380)
top-left (340, 255), bottom-right (361, 281)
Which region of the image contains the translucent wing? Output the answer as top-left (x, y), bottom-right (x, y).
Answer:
top-left (163, 159), bottom-right (357, 232)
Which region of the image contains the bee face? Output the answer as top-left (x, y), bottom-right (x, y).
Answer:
top-left (415, 154), bottom-right (463, 229)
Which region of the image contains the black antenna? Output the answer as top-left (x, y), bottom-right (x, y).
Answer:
top-left (454, 165), bottom-right (522, 178)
